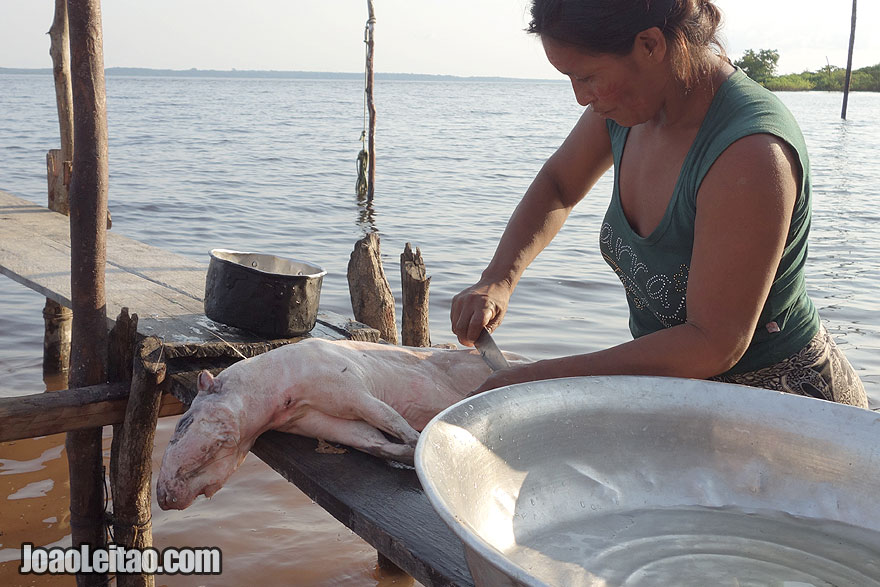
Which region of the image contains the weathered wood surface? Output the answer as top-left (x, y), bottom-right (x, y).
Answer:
top-left (401, 242), bottom-right (431, 347)
top-left (0, 190), bottom-right (378, 346)
top-left (111, 338), bottom-right (167, 587)
top-left (42, 297), bottom-right (72, 376)
top-left (67, 1), bottom-right (112, 577)
top-left (0, 383), bottom-right (184, 443)
top-left (49, 0), bottom-right (74, 172)
top-left (348, 232), bottom-right (398, 343)
top-left (252, 433), bottom-right (473, 587)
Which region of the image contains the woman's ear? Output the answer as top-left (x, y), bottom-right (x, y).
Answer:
top-left (635, 26), bottom-right (667, 63)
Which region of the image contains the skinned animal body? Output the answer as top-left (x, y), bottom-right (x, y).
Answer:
top-left (156, 338), bottom-right (528, 510)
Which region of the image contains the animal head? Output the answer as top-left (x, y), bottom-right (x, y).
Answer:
top-left (156, 370), bottom-right (247, 510)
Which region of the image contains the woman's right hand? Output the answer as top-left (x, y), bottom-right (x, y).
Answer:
top-left (450, 279), bottom-right (513, 347)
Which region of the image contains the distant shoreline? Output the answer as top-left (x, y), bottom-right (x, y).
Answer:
top-left (0, 66), bottom-right (557, 83)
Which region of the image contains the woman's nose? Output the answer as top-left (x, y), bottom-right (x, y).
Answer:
top-left (570, 80), bottom-right (594, 107)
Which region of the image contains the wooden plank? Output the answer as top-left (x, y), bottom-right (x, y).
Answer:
top-left (0, 383), bottom-right (185, 443)
top-left (252, 432), bottom-right (474, 587)
top-left (0, 190), bottom-right (378, 346)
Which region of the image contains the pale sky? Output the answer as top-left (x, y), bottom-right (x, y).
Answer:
top-left (1, 1), bottom-right (877, 79)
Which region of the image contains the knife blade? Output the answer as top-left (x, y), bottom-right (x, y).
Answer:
top-left (474, 327), bottom-right (510, 372)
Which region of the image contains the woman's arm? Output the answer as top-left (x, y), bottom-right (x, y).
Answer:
top-left (474, 133), bottom-right (801, 392)
top-left (451, 109), bottom-right (614, 345)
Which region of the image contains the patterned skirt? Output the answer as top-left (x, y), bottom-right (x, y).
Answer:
top-left (711, 325), bottom-right (868, 408)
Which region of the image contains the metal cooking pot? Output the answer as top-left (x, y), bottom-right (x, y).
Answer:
top-left (204, 249), bottom-right (325, 338)
top-left (416, 376), bottom-right (880, 586)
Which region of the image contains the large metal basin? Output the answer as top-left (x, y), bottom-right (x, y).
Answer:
top-left (416, 376), bottom-right (880, 586)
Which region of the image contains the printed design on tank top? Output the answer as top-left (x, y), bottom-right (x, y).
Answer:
top-left (600, 222), bottom-right (689, 328)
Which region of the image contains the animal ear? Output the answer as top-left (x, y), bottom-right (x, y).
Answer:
top-left (197, 370), bottom-right (218, 394)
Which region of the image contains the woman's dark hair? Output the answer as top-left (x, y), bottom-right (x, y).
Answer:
top-left (528, 0), bottom-right (726, 88)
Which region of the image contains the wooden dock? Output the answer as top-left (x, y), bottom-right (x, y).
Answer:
top-left (0, 189), bottom-right (474, 586)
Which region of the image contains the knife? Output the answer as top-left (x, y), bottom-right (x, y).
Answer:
top-left (474, 327), bottom-right (510, 371)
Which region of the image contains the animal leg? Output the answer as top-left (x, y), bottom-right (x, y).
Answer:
top-left (350, 394), bottom-right (420, 447)
top-left (280, 409), bottom-right (415, 464)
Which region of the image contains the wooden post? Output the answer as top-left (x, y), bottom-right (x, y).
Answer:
top-left (50, 0), bottom-right (75, 172)
top-left (108, 307), bottom-right (138, 495)
top-left (44, 0), bottom-right (75, 378)
top-left (66, 1), bottom-right (110, 585)
top-left (111, 337), bottom-right (166, 587)
top-left (108, 307), bottom-right (139, 383)
top-left (400, 243), bottom-right (431, 347)
top-left (365, 0), bottom-right (376, 202)
top-left (348, 233), bottom-right (398, 344)
top-left (841, 0), bottom-right (857, 120)
top-left (42, 294), bottom-right (72, 377)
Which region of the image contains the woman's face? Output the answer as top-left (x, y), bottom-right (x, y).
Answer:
top-left (542, 36), bottom-right (663, 126)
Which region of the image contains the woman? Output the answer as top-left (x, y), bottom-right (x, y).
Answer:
top-left (450, 0), bottom-right (867, 407)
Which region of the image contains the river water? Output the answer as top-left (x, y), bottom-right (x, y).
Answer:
top-left (1, 72), bottom-right (878, 585)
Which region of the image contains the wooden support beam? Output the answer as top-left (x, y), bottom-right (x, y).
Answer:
top-left (0, 384), bottom-right (184, 443)
top-left (348, 233), bottom-right (398, 344)
top-left (68, 0), bottom-right (110, 385)
top-left (66, 2), bottom-right (111, 580)
top-left (111, 337), bottom-right (167, 587)
top-left (400, 242), bottom-right (431, 348)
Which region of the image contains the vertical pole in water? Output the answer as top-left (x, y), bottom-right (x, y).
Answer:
top-left (44, 0), bottom-right (75, 379)
top-left (66, 1), bottom-right (110, 585)
top-left (841, 0), bottom-right (857, 120)
top-left (400, 243), bottom-right (431, 347)
top-left (365, 0), bottom-right (376, 202)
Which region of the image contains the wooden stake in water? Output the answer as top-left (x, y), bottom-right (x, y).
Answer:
top-left (841, 0), bottom-right (857, 120)
top-left (44, 0), bottom-right (75, 378)
top-left (365, 0), bottom-right (376, 202)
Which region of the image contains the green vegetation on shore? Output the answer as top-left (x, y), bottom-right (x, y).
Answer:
top-left (735, 49), bottom-right (879, 92)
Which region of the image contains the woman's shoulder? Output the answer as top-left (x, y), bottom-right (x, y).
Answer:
top-left (709, 68), bottom-right (805, 144)
top-left (691, 68), bottom-right (810, 183)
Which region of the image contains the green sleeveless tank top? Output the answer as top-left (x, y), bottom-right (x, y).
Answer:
top-left (600, 68), bottom-right (819, 375)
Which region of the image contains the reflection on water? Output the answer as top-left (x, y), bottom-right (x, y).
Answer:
top-left (357, 191), bottom-right (379, 235)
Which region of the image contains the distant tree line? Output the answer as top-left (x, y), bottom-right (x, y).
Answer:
top-left (734, 49), bottom-right (880, 92)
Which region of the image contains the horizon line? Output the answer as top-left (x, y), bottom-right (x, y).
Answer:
top-left (0, 65), bottom-right (559, 83)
